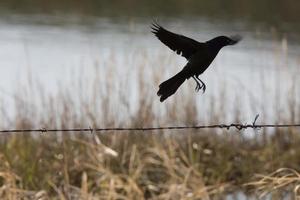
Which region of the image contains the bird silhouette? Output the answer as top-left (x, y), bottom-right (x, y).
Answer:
top-left (151, 22), bottom-right (241, 102)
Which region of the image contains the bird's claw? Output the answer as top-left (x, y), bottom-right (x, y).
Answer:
top-left (195, 83), bottom-right (206, 93)
top-left (195, 83), bottom-right (200, 92)
top-left (193, 76), bottom-right (206, 93)
top-left (202, 83), bottom-right (206, 93)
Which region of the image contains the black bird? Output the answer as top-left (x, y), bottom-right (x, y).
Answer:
top-left (151, 22), bottom-right (241, 102)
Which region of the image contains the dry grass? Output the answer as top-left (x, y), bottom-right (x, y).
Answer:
top-left (0, 37), bottom-right (299, 199)
top-left (246, 168), bottom-right (300, 199)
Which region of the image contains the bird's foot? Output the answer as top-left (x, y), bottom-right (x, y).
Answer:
top-left (195, 82), bottom-right (201, 92)
top-left (202, 83), bottom-right (206, 93)
top-left (193, 76), bottom-right (206, 93)
top-left (195, 83), bottom-right (206, 93)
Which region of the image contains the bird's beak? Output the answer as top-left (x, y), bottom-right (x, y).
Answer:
top-left (229, 35), bottom-right (242, 45)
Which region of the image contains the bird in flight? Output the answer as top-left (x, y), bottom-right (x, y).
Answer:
top-left (151, 22), bottom-right (241, 102)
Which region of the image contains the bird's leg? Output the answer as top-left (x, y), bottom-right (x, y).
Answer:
top-left (193, 76), bottom-right (206, 93)
top-left (192, 76), bottom-right (201, 92)
top-left (196, 76), bottom-right (206, 93)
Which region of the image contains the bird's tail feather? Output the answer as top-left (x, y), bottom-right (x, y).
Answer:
top-left (157, 70), bottom-right (187, 102)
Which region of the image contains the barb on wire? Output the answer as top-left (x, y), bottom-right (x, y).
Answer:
top-left (253, 114), bottom-right (259, 126)
top-left (89, 126), bottom-right (94, 134)
top-left (40, 127), bottom-right (47, 134)
top-left (0, 115), bottom-right (299, 134)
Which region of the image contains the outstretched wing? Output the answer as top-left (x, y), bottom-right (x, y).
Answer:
top-left (151, 22), bottom-right (203, 60)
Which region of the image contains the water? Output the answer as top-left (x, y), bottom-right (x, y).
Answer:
top-left (0, 15), bottom-right (299, 124)
top-left (0, 8), bottom-right (299, 200)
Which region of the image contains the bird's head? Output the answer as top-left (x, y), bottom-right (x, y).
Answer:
top-left (208, 35), bottom-right (242, 49)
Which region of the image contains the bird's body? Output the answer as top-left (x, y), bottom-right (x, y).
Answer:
top-left (151, 22), bottom-right (241, 102)
top-left (185, 47), bottom-right (215, 76)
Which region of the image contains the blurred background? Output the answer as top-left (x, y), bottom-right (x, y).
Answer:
top-left (0, 0), bottom-right (299, 124)
top-left (0, 1), bottom-right (299, 199)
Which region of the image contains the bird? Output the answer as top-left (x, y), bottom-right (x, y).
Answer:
top-left (151, 22), bottom-right (242, 102)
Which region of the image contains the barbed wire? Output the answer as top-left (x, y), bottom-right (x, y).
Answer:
top-left (0, 115), bottom-right (299, 134)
